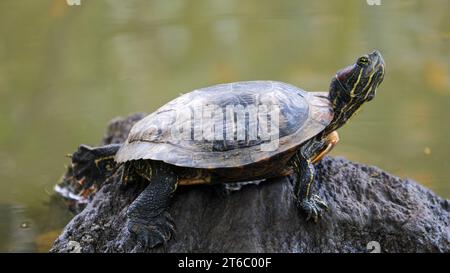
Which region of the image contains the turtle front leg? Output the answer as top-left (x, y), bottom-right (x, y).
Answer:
top-left (126, 161), bottom-right (178, 249)
top-left (290, 152), bottom-right (329, 222)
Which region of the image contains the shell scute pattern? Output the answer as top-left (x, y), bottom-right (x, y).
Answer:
top-left (115, 81), bottom-right (333, 168)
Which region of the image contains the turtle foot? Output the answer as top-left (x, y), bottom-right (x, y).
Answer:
top-left (127, 211), bottom-right (175, 249)
top-left (71, 145), bottom-right (98, 181)
top-left (298, 194), bottom-right (329, 222)
top-left (71, 144), bottom-right (119, 184)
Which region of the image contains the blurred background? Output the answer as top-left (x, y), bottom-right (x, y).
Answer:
top-left (0, 0), bottom-right (448, 252)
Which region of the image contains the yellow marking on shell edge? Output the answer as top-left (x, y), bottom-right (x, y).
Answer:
top-left (178, 176), bottom-right (211, 185)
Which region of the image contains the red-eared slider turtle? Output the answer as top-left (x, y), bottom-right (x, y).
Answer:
top-left (71, 51), bottom-right (385, 248)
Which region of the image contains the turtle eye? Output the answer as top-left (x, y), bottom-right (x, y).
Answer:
top-left (357, 56), bottom-right (370, 66)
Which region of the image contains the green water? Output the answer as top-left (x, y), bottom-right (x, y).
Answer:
top-left (0, 0), bottom-right (448, 252)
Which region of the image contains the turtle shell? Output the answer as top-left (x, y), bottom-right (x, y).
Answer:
top-left (115, 81), bottom-right (333, 168)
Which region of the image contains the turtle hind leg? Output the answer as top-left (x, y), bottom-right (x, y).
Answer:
top-left (71, 144), bottom-right (122, 190)
top-left (290, 152), bottom-right (329, 222)
top-left (126, 161), bottom-right (178, 249)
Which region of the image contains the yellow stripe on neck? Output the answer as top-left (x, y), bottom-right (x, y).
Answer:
top-left (350, 69), bottom-right (363, 97)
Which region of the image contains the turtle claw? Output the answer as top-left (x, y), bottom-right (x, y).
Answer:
top-left (311, 194), bottom-right (329, 211)
top-left (298, 195), bottom-right (329, 222)
top-left (127, 211), bottom-right (175, 249)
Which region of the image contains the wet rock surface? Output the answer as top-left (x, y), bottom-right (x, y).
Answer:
top-left (50, 114), bottom-right (449, 253)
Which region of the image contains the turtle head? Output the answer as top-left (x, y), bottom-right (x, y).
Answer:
top-left (325, 50), bottom-right (385, 134)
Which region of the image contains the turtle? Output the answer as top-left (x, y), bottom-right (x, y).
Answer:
top-left (70, 50), bottom-right (385, 248)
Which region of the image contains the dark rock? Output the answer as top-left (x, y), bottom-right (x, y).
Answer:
top-left (50, 114), bottom-right (450, 253)
top-left (100, 113), bottom-right (147, 146)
